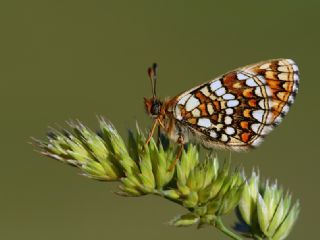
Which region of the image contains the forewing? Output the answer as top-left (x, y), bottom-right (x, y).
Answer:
top-left (172, 59), bottom-right (299, 150)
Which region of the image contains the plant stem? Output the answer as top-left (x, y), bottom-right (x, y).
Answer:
top-left (215, 217), bottom-right (243, 240)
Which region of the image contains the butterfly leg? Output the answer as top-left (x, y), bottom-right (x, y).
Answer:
top-left (145, 118), bottom-right (165, 145)
top-left (156, 125), bottom-right (161, 147)
top-left (145, 119), bottom-right (158, 145)
top-left (168, 134), bottom-right (184, 172)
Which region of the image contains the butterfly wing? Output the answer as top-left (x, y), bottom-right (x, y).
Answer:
top-left (171, 59), bottom-right (299, 150)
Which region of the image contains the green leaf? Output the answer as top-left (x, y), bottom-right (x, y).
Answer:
top-left (267, 198), bottom-right (284, 237)
top-left (239, 181), bottom-right (253, 225)
top-left (257, 193), bottom-right (269, 235)
top-left (272, 201), bottom-right (300, 240)
top-left (162, 189), bottom-right (180, 200)
top-left (169, 213), bottom-right (200, 227)
top-left (183, 191), bottom-right (199, 208)
top-left (138, 144), bottom-right (155, 190)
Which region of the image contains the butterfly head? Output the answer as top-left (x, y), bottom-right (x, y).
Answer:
top-left (144, 98), bottom-right (162, 118)
top-left (144, 63), bottom-right (163, 119)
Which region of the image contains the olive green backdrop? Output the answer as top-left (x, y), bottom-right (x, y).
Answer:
top-left (1, 1), bottom-right (319, 239)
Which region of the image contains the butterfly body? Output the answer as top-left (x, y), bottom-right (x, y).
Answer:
top-left (145, 59), bottom-right (299, 151)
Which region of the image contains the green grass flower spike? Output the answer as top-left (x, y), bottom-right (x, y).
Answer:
top-left (235, 171), bottom-right (300, 240)
top-left (33, 118), bottom-right (300, 240)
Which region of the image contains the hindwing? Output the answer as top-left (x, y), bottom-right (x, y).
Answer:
top-left (172, 59), bottom-right (299, 150)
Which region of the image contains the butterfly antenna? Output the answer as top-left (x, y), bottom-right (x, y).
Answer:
top-left (147, 63), bottom-right (158, 99)
top-left (152, 63), bottom-right (158, 98)
top-left (152, 63), bottom-right (161, 145)
top-left (147, 67), bottom-right (153, 97)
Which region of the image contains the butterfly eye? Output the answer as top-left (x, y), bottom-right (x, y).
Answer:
top-left (151, 100), bottom-right (161, 117)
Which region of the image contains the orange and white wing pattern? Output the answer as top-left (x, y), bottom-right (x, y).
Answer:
top-left (172, 59), bottom-right (299, 150)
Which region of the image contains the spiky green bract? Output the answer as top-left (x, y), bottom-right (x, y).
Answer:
top-left (34, 120), bottom-right (123, 181)
top-left (236, 171), bottom-right (300, 240)
top-left (119, 124), bottom-right (176, 196)
top-left (35, 118), bottom-right (244, 220)
top-left (171, 155), bottom-right (245, 228)
top-left (34, 118), bottom-right (300, 240)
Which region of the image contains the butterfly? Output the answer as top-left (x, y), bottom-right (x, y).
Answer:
top-left (144, 59), bottom-right (299, 169)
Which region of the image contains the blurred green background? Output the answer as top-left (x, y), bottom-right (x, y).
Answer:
top-left (1, 1), bottom-right (319, 239)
